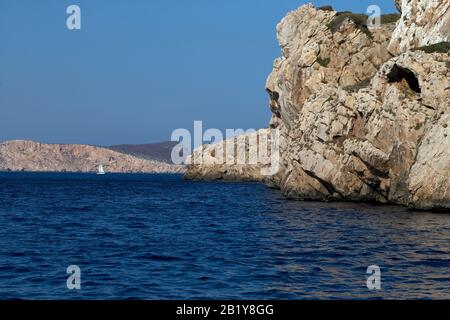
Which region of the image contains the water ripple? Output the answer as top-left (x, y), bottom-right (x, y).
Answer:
top-left (0, 172), bottom-right (449, 299)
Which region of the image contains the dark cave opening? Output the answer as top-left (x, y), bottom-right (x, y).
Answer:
top-left (387, 64), bottom-right (421, 93)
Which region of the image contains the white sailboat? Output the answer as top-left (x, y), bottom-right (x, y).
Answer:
top-left (97, 164), bottom-right (106, 175)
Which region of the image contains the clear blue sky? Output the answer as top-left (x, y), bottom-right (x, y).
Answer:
top-left (0, 0), bottom-right (397, 146)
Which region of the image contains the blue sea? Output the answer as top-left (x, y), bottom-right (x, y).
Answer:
top-left (0, 172), bottom-right (449, 299)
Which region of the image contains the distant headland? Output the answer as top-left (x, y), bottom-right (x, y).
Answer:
top-left (0, 140), bottom-right (184, 174)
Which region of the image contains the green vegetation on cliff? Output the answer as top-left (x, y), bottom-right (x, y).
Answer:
top-left (414, 42), bottom-right (450, 54)
top-left (326, 12), bottom-right (400, 40)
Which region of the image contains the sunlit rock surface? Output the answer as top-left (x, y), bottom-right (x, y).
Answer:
top-left (185, 1), bottom-right (450, 210)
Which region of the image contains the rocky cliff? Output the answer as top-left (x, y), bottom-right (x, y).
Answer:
top-left (389, 0), bottom-right (450, 55)
top-left (184, 129), bottom-right (273, 181)
top-left (0, 140), bottom-right (184, 173)
top-left (185, 0), bottom-right (450, 211)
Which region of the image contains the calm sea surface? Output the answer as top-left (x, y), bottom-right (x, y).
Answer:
top-left (0, 172), bottom-right (449, 299)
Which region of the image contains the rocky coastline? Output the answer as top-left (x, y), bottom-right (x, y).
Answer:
top-left (185, 0), bottom-right (450, 211)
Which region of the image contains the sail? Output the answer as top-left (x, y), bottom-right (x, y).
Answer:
top-left (97, 164), bottom-right (105, 174)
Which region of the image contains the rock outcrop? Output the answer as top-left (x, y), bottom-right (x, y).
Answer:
top-left (388, 0), bottom-right (450, 55)
top-left (185, 1), bottom-right (450, 211)
top-left (280, 50), bottom-right (449, 210)
top-left (184, 129), bottom-right (276, 181)
top-left (0, 140), bottom-right (184, 173)
top-left (264, 4), bottom-right (398, 190)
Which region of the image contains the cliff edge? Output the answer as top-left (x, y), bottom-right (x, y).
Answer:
top-left (185, 0), bottom-right (450, 211)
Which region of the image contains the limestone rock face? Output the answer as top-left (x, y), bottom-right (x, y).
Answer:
top-left (408, 111), bottom-right (450, 210)
top-left (184, 129), bottom-right (276, 182)
top-left (388, 0), bottom-right (450, 55)
top-left (264, 4), bottom-right (396, 190)
top-left (283, 51), bottom-right (449, 210)
top-left (0, 140), bottom-right (184, 173)
top-left (394, 0), bottom-right (402, 12)
top-left (267, 4), bottom-right (394, 130)
top-left (185, 2), bottom-right (450, 210)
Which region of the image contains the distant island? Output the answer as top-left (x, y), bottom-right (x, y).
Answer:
top-left (0, 140), bottom-right (184, 174)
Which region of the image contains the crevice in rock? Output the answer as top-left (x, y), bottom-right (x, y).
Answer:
top-left (351, 152), bottom-right (390, 179)
top-left (266, 89), bottom-right (282, 118)
top-left (349, 170), bottom-right (389, 201)
top-left (302, 168), bottom-right (344, 199)
top-left (344, 78), bottom-right (372, 92)
top-left (413, 42), bottom-right (450, 54)
top-left (422, 104), bottom-right (435, 110)
top-left (387, 64), bottom-right (421, 93)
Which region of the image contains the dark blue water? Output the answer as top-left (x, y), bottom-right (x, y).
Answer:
top-left (0, 173), bottom-right (449, 299)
